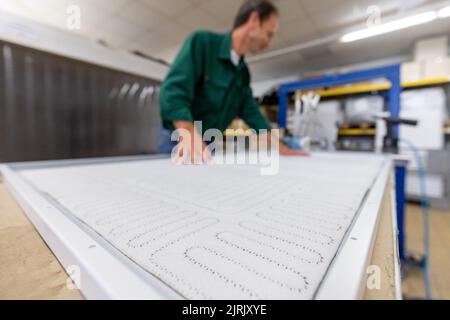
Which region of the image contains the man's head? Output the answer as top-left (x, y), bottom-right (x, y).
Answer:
top-left (233, 0), bottom-right (279, 54)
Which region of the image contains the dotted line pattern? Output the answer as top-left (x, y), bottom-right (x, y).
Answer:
top-left (96, 202), bottom-right (173, 226)
top-left (108, 208), bottom-right (187, 236)
top-left (240, 221), bottom-right (334, 246)
top-left (146, 218), bottom-right (220, 299)
top-left (125, 212), bottom-right (198, 246)
top-left (273, 202), bottom-right (350, 220)
top-left (215, 232), bottom-right (311, 280)
top-left (238, 221), bottom-right (330, 251)
top-left (256, 212), bottom-right (336, 240)
top-left (261, 211), bottom-right (343, 232)
top-left (184, 247), bottom-right (262, 299)
top-left (216, 231), bottom-right (324, 265)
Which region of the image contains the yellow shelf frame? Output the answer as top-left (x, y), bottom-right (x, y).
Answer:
top-left (338, 129), bottom-right (376, 136)
top-left (314, 77), bottom-right (450, 97)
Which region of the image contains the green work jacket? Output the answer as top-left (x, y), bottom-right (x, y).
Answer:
top-left (160, 31), bottom-right (272, 134)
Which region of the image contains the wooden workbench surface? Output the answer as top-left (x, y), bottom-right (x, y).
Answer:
top-left (0, 179), bottom-right (83, 300)
top-left (0, 175), bottom-right (398, 300)
top-left (364, 178), bottom-right (398, 300)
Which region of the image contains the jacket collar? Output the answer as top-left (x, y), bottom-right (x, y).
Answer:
top-left (219, 31), bottom-right (245, 67)
top-left (218, 32), bottom-right (232, 60)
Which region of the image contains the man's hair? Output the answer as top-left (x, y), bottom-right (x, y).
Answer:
top-left (233, 0), bottom-right (278, 30)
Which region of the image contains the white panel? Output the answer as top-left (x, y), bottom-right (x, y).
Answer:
top-left (18, 154), bottom-right (386, 300)
top-left (400, 88), bottom-right (447, 150)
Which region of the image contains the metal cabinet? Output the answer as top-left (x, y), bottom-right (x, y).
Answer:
top-left (0, 41), bottom-right (161, 163)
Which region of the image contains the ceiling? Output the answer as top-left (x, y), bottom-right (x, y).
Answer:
top-left (1, 0), bottom-right (450, 82)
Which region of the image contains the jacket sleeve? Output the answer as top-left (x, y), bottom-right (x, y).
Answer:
top-left (159, 32), bottom-right (203, 129)
top-left (239, 86), bottom-right (272, 132)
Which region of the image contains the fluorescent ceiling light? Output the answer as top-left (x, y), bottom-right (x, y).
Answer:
top-left (340, 11), bottom-right (437, 43)
top-left (438, 6), bottom-right (450, 18)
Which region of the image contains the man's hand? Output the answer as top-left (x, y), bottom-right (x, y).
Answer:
top-left (172, 121), bottom-right (213, 165)
top-left (279, 142), bottom-right (310, 157)
top-left (265, 132), bottom-right (310, 157)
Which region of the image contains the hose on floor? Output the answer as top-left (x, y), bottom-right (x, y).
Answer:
top-left (400, 139), bottom-right (432, 300)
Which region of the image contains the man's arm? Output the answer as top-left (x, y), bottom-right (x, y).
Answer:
top-left (159, 33), bottom-right (211, 164)
top-left (160, 32), bottom-right (202, 130)
top-left (239, 87), bottom-right (309, 157)
top-left (172, 121), bottom-right (212, 165)
top-left (239, 87), bottom-right (272, 132)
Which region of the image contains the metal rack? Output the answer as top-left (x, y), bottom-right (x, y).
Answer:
top-left (277, 65), bottom-right (410, 259)
top-left (277, 64), bottom-right (450, 263)
top-left (277, 65), bottom-right (402, 138)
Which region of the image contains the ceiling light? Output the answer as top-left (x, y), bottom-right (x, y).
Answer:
top-left (438, 6), bottom-right (450, 18)
top-left (340, 11), bottom-right (437, 43)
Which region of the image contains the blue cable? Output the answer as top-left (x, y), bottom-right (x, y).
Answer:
top-left (400, 139), bottom-right (432, 300)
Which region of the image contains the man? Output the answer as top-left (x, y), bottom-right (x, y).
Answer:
top-left (159, 0), bottom-right (306, 164)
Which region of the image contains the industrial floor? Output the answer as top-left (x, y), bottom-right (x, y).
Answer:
top-left (402, 204), bottom-right (450, 300)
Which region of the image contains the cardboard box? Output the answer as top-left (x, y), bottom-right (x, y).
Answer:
top-left (423, 57), bottom-right (450, 79)
top-left (414, 36), bottom-right (449, 62)
top-left (401, 61), bottom-right (423, 82)
top-left (400, 88), bottom-right (447, 150)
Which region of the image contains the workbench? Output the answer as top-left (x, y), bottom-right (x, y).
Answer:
top-left (0, 181), bottom-right (83, 299)
top-left (0, 153), bottom-right (401, 300)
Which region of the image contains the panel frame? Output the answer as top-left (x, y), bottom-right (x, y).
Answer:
top-left (0, 153), bottom-right (398, 300)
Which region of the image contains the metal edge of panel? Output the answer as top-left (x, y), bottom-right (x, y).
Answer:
top-left (315, 157), bottom-right (393, 300)
top-left (390, 173), bottom-right (403, 300)
top-left (3, 154), bottom-right (170, 171)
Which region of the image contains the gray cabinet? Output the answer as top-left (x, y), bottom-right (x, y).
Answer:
top-left (0, 41), bottom-right (161, 163)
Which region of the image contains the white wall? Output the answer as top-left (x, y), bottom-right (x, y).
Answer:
top-left (251, 75), bottom-right (300, 98)
top-left (0, 11), bottom-right (168, 81)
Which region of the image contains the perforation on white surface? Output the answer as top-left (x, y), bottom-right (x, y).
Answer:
top-left (20, 154), bottom-right (385, 299)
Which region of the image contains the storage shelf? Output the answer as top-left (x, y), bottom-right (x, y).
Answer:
top-left (338, 129), bottom-right (376, 136)
top-left (314, 77), bottom-right (450, 97)
top-left (338, 127), bottom-right (450, 137)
